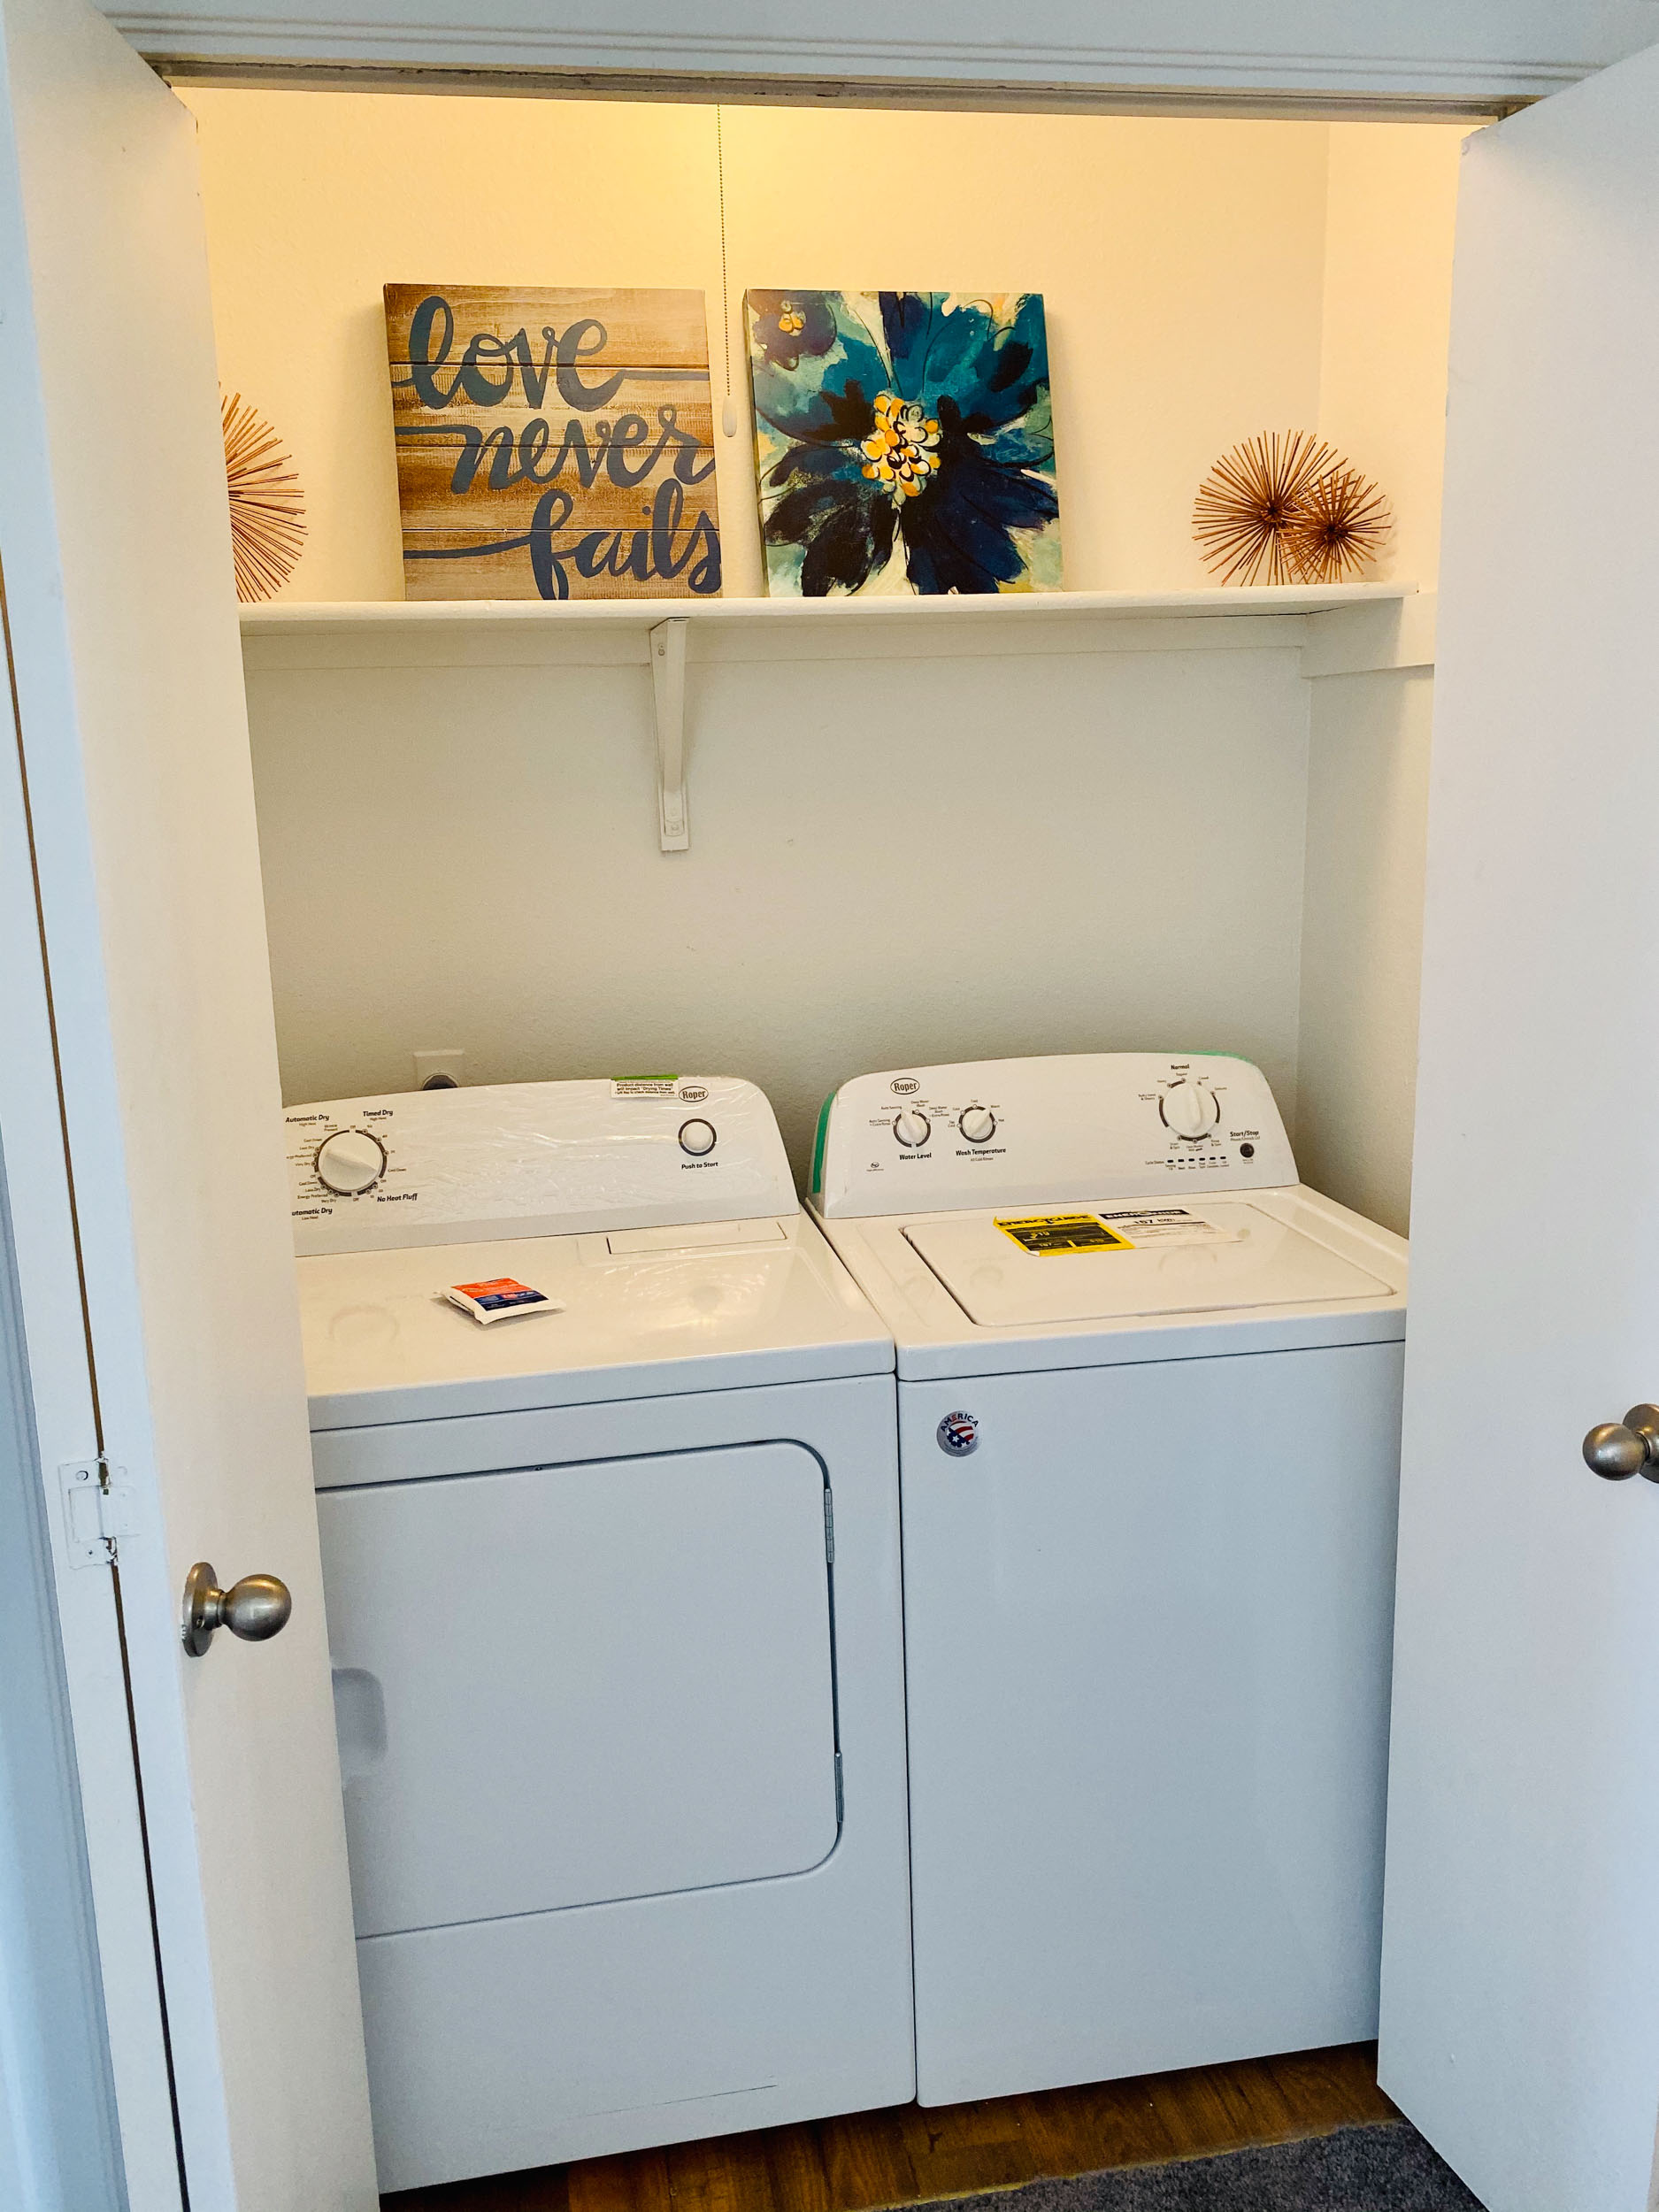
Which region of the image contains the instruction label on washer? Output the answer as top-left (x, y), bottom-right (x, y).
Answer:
top-left (995, 1214), bottom-right (1133, 1255)
top-left (995, 1208), bottom-right (1240, 1256)
top-left (1096, 1207), bottom-right (1241, 1247)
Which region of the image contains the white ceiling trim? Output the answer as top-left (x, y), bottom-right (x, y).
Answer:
top-left (111, 9), bottom-right (1640, 104)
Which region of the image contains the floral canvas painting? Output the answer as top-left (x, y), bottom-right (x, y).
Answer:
top-left (745, 290), bottom-right (1061, 596)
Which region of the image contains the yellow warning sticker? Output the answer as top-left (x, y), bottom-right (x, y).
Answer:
top-left (995, 1213), bottom-right (1133, 1256)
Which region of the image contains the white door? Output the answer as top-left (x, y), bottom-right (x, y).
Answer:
top-left (0, 1), bottom-right (375, 2207)
top-left (1380, 41), bottom-right (1659, 2212)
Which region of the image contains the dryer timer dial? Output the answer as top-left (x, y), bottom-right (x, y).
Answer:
top-left (314, 1128), bottom-right (387, 1195)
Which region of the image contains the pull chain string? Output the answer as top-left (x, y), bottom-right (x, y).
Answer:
top-left (716, 105), bottom-right (735, 435)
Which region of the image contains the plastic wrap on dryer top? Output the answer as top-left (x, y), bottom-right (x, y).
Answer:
top-left (284, 1077), bottom-right (797, 1256)
top-left (813, 1053), bottom-right (1298, 1220)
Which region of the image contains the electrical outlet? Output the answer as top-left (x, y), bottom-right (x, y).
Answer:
top-left (413, 1048), bottom-right (465, 1090)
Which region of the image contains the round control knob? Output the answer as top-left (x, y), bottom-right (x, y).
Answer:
top-left (679, 1118), bottom-right (717, 1156)
top-left (1160, 1083), bottom-right (1218, 1142)
top-left (959, 1106), bottom-right (996, 1146)
top-left (314, 1128), bottom-right (387, 1195)
top-left (893, 1109), bottom-right (932, 1148)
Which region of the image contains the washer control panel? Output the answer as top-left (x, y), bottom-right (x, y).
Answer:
top-left (285, 1077), bottom-right (796, 1256)
top-left (813, 1053), bottom-right (1296, 1219)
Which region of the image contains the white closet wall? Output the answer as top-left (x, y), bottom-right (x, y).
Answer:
top-left (1295, 669), bottom-right (1433, 1238)
top-left (188, 92), bottom-right (1459, 1219)
top-left (243, 622), bottom-right (1316, 1179)
top-left (1289, 121), bottom-right (1457, 1234)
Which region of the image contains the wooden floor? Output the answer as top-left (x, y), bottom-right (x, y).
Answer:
top-left (387, 2042), bottom-right (1397, 2212)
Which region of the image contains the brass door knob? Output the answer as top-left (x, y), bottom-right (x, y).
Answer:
top-left (181, 1561), bottom-right (293, 1656)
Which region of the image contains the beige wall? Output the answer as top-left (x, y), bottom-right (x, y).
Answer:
top-left (187, 88), bottom-right (1459, 1217)
top-left (1318, 125), bottom-right (1464, 589)
top-left (178, 89), bottom-right (1462, 602)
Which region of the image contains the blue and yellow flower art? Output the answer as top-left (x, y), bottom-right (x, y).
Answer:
top-left (744, 290), bottom-right (1062, 596)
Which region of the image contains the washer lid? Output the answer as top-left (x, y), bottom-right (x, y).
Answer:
top-left (904, 1200), bottom-right (1391, 1327)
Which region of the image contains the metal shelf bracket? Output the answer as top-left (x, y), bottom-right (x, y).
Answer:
top-left (649, 617), bottom-right (689, 851)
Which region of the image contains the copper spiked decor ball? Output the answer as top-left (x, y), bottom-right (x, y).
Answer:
top-left (1287, 464), bottom-right (1394, 583)
top-left (1192, 431), bottom-right (1391, 586)
top-left (221, 391), bottom-right (307, 602)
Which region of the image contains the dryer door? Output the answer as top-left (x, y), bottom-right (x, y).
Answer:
top-left (318, 1441), bottom-right (839, 1937)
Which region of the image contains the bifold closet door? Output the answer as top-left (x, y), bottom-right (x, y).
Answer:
top-left (1381, 41), bottom-right (1659, 2212)
top-left (0, 0), bottom-right (375, 2205)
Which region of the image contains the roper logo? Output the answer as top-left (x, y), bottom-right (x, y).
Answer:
top-left (890, 1077), bottom-right (921, 1094)
top-left (937, 1411), bottom-right (980, 1457)
top-left (678, 1084), bottom-right (710, 1103)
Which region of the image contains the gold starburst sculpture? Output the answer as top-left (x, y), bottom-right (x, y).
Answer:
top-left (222, 392), bottom-right (307, 602)
top-left (1192, 431), bottom-right (1340, 586)
top-left (1286, 465), bottom-right (1394, 583)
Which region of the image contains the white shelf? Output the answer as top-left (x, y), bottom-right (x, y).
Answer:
top-left (237, 580), bottom-right (1431, 856)
top-left (239, 581), bottom-right (1430, 689)
top-left (242, 580), bottom-right (1411, 640)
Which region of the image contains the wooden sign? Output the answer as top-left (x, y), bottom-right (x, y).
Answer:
top-left (385, 285), bottom-right (722, 601)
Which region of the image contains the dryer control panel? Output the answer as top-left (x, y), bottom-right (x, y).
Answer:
top-left (813, 1053), bottom-right (1297, 1219)
top-left (286, 1077), bottom-right (796, 1255)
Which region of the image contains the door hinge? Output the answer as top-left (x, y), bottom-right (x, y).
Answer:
top-left (58, 1459), bottom-right (138, 1568)
top-left (823, 1487), bottom-right (835, 1565)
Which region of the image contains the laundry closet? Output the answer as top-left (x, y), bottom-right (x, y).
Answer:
top-left (176, 88), bottom-right (1463, 1234)
top-left (13, 8), bottom-right (1659, 2208)
top-left (195, 85), bottom-right (1459, 2194)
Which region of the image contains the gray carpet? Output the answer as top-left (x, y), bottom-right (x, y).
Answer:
top-left (941, 2125), bottom-right (1485, 2211)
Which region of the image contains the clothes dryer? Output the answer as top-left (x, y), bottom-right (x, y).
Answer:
top-left (810, 1053), bottom-right (1406, 2108)
top-left (285, 1078), bottom-right (912, 2192)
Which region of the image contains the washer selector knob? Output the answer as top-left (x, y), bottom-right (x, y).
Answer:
top-left (314, 1128), bottom-right (388, 1195)
top-left (679, 1118), bottom-right (718, 1156)
top-left (958, 1106), bottom-right (997, 1146)
top-left (893, 1109), bottom-right (932, 1148)
top-left (1160, 1082), bottom-right (1219, 1142)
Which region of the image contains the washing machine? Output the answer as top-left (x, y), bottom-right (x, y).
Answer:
top-left (284, 1077), bottom-right (913, 2193)
top-left (810, 1052), bottom-right (1407, 2108)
